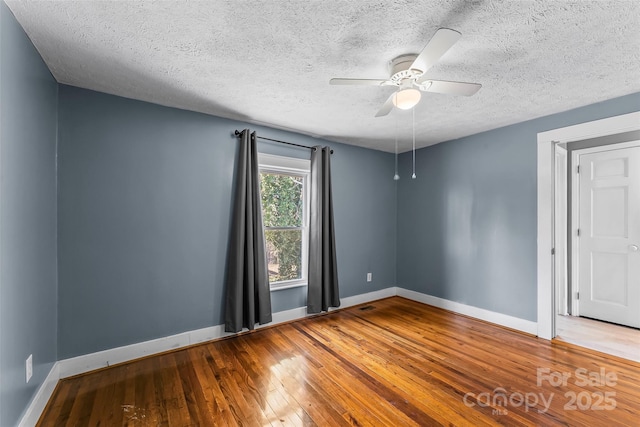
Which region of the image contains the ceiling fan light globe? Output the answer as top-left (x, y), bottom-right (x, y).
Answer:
top-left (393, 88), bottom-right (421, 110)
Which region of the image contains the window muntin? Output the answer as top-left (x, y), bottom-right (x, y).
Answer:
top-left (258, 154), bottom-right (310, 290)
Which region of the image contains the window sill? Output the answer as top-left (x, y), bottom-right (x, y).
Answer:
top-left (270, 282), bottom-right (308, 292)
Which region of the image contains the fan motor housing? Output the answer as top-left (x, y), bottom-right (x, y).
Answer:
top-left (389, 54), bottom-right (423, 85)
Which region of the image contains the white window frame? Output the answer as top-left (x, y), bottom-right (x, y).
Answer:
top-left (258, 153), bottom-right (310, 291)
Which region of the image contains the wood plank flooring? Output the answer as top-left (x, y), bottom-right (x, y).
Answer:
top-left (38, 297), bottom-right (640, 426)
top-left (556, 314), bottom-right (640, 363)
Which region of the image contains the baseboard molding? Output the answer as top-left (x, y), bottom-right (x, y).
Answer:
top-left (22, 290), bottom-right (391, 425)
top-left (58, 286), bottom-right (398, 380)
top-left (337, 286), bottom-right (398, 309)
top-left (396, 288), bottom-right (538, 335)
top-left (18, 362), bottom-right (60, 427)
top-left (20, 285), bottom-right (536, 426)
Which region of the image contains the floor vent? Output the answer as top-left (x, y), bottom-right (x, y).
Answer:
top-left (359, 305), bottom-right (375, 311)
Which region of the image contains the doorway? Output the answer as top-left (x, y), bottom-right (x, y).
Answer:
top-left (548, 129), bottom-right (640, 360)
top-left (557, 137), bottom-right (640, 361)
top-left (537, 112), bottom-right (640, 361)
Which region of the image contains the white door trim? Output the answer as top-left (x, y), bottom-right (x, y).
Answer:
top-left (537, 111), bottom-right (640, 340)
top-left (554, 144), bottom-right (568, 316)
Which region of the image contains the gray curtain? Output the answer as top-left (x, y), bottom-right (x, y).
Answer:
top-left (224, 129), bottom-right (272, 332)
top-left (308, 146), bottom-right (340, 313)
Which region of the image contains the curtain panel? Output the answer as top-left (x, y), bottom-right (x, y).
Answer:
top-left (308, 146), bottom-right (340, 313)
top-left (224, 129), bottom-right (272, 332)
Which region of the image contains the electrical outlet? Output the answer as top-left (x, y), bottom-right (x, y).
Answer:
top-left (367, 273), bottom-right (372, 282)
top-left (26, 354), bottom-right (33, 383)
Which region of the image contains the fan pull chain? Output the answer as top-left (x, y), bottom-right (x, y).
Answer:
top-left (412, 108), bottom-right (416, 179)
top-left (394, 109), bottom-right (400, 181)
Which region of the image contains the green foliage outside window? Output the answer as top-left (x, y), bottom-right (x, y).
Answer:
top-left (260, 173), bottom-right (304, 283)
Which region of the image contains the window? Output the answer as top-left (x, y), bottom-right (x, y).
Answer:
top-left (258, 153), bottom-right (310, 290)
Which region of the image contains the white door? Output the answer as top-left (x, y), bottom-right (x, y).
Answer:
top-left (577, 142), bottom-right (640, 328)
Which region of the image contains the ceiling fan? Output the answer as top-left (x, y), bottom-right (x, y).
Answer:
top-left (330, 28), bottom-right (481, 117)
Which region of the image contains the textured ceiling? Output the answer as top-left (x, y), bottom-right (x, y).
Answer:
top-left (5, 0), bottom-right (640, 152)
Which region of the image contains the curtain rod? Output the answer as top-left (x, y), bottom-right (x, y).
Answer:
top-left (234, 130), bottom-right (333, 154)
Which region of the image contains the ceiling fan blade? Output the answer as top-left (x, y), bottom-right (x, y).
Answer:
top-left (330, 78), bottom-right (387, 86)
top-left (410, 28), bottom-right (461, 73)
top-left (375, 93), bottom-right (396, 117)
top-left (420, 80), bottom-right (481, 96)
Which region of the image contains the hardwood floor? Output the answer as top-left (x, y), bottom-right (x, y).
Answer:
top-left (38, 297), bottom-right (640, 426)
top-left (556, 314), bottom-right (640, 363)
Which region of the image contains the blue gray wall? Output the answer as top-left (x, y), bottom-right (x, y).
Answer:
top-left (2, 4), bottom-right (639, 420)
top-left (57, 85), bottom-right (396, 359)
top-left (0, 3), bottom-right (58, 426)
top-left (397, 92), bottom-right (640, 322)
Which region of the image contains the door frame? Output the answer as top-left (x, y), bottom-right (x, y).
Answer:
top-left (554, 144), bottom-right (568, 316)
top-left (537, 111), bottom-right (640, 340)
top-left (570, 140), bottom-right (640, 318)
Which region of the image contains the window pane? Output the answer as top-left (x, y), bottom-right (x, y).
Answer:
top-left (260, 173), bottom-right (303, 227)
top-left (264, 229), bottom-right (302, 283)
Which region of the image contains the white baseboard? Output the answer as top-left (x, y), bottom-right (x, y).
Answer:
top-left (270, 306), bottom-right (308, 324)
top-left (20, 285), bottom-right (536, 426)
top-left (396, 288), bottom-right (538, 335)
top-left (58, 286), bottom-right (397, 380)
top-left (57, 325), bottom-right (229, 379)
top-left (18, 362), bottom-right (60, 427)
top-left (337, 286), bottom-right (398, 309)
